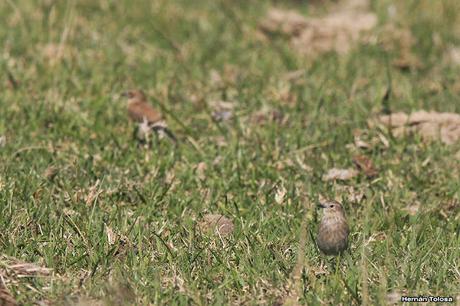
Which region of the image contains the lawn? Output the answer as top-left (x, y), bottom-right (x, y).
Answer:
top-left (0, 0), bottom-right (459, 305)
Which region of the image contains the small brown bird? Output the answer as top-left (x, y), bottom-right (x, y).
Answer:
top-left (316, 200), bottom-right (349, 256)
top-left (121, 90), bottom-right (176, 142)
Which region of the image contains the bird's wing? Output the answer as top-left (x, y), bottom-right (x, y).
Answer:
top-left (129, 102), bottom-right (162, 123)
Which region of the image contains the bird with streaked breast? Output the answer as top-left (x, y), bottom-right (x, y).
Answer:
top-left (121, 89), bottom-right (177, 142)
top-left (316, 200), bottom-right (349, 256)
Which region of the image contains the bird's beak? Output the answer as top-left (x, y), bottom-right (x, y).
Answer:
top-left (121, 91), bottom-right (129, 98)
top-left (317, 202), bottom-right (327, 209)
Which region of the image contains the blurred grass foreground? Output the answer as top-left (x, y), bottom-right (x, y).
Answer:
top-left (0, 0), bottom-right (460, 305)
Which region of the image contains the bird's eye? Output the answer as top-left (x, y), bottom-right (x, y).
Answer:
top-left (329, 205), bottom-right (334, 208)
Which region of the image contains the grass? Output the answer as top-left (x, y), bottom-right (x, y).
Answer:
top-left (1, 0), bottom-right (460, 304)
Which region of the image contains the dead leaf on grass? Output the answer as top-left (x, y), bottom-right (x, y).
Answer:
top-left (377, 110), bottom-right (460, 145)
top-left (353, 136), bottom-right (371, 149)
top-left (322, 168), bottom-right (358, 181)
top-left (0, 287), bottom-right (17, 306)
top-left (282, 70), bottom-right (305, 83)
top-left (368, 231), bottom-right (386, 242)
top-left (43, 165), bottom-right (59, 181)
top-left (210, 100), bottom-right (235, 122)
top-left (214, 136), bottom-right (228, 147)
top-left (85, 179), bottom-right (103, 206)
top-left (275, 185), bottom-right (287, 205)
top-left (165, 170), bottom-right (176, 184)
top-left (0, 255), bottom-right (52, 306)
top-left (371, 24), bottom-right (421, 70)
top-left (105, 225), bottom-right (117, 246)
top-left (0, 256), bottom-right (52, 295)
top-left (444, 46), bottom-right (460, 65)
top-left (377, 24), bottom-right (415, 51)
top-left (443, 199), bottom-right (459, 212)
top-left (260, 9), bottom-right (309, 36)
top-left (392, 52), bottom-right (422, 70)
top-left (275, 158), bottom-right (296, 171)
top-left (309, 264), bottom-right (329, 277)
top-left (294, 155), bottom-right (313, 172)
top-left (63, 207), bottom-right (78, 217)
top-left (213, 109), bottom-right (233, 122)
top-left (251, 106), bottom-right (285, 126)
top-left (6, 263), bottom-right (51, 278)
top-left (199, 214), bottom-right (234, 237)
top-left (352, 155), bottom-right (378, 178)
top-left (439, 199), bottom-right (459, 220)
top-left (209, 69), bottom-right (223, 87)
top-left (421, 79), bottom-right (443, 95)
top-left (195, 162), bottom-right (207, 181)
top-left (350, 129), bottom-right (379, 151)
top-left (260, 0), bottom-right (377, 57)
top-left (269, 83), bottom-right (298, 106)
top-left (208, 66), bottom-right (241, 88)
top-left (40, 43), bottom-right (75, 65)
top-left (335, 185), bottom-right (365, 203)
top-left (403, 201), bottom-right (420, 216)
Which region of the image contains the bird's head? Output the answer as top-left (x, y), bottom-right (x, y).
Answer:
top-left (318, 200), bottom-right (345, 216)
top-left (121, 89), bottom-right (146, 104)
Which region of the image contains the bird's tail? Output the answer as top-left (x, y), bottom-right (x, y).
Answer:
top-left (150, 125), bottom-right (178, 143)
